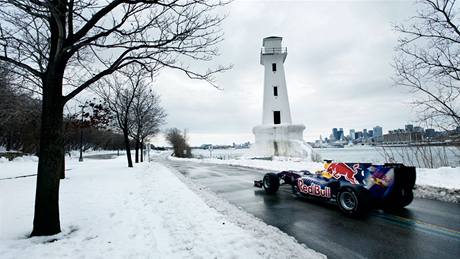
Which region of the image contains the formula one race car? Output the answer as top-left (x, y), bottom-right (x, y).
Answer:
top-left (254, 161), bottom-right (416, 216)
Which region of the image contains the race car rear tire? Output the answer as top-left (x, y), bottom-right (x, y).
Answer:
top-left (337, 187), bottom-right (369, 217)
top-left (383, 165), bottom-right (415, 210)
top-left (263, 173), bottom-right (280, 194)
top-left (383, 187), bottom-right (414, 210)
top-left (400, 188), bottom-right (414, 207)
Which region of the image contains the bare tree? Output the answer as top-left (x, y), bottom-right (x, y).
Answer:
top-left (97, 71), bottom-right (144, 168)
top-left (130, 85), bottom-right (166, 163)
top-left (166, 128), bottom-right (191, 158)
top-left (63, 99), bottom-right (111, 154)
top-left (378, 142), bottom-right (452, 168)
top-left (0, 63), bottom-right (41, 153)
top-left (0, 0), bottom-right (229, 236)
top-left (394, 0), bottom-right (460, 130)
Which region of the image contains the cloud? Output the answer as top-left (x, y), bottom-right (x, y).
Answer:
top-left (151, 0), bottom-right (420, 146)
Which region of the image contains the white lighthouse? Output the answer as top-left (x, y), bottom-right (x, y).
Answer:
top-left (249, 36), bottom-right (315, 159)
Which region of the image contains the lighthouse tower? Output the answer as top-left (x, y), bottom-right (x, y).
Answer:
top-left (250, 36), bottom-right (314, 159)
top-left (260, 36), bottom-right (292, 125)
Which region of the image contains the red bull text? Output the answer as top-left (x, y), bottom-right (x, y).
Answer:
top-left (297, 179), bottom-right (331, 198)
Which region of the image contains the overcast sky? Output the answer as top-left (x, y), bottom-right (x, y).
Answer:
top-left (150, 0), bottom-right (420, 147)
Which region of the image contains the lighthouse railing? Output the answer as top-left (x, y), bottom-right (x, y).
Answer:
top-left (261, 47), bottom-right (287, 55)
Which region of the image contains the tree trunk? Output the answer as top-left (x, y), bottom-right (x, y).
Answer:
top-left (60, 155), bottom-right (65, 179)
top-left (6, 132), bottom-right (11, 151)
top-left (30, 1), bottom-right (68, 236)
top-left (123, 128), bottom-right (133, 167)
top-left (140, 140), bottom-right (144, 162)
top-left (135, 140), bottom-right (139, 163)
top-left (31, 77), bottom-right (64, 236)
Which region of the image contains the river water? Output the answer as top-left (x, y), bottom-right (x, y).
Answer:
top-left (316, 146), bottom-right (459, 167)
top-left (192, 145), bottom-right (460, 168)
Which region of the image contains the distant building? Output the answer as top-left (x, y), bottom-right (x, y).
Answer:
top-left (373, 126), bottom-right (383, 142)
top-left (390, 129), bottom-right (405, 134)
top-left (363, 129), bottom-right (368, 139)
top-left (405, 124), bottom-right (414, 132)
top-left (338, 128), bottom-right (344, 140)
top-left (349, 129), bottom-right (355, 140)
top-left (383, 132), bottom-right (423, 144)
top-left (425, 129), bottom-right (436, 138)
top-left (332, 128), bottom-right (338, 141)
top-left (414, 126), bottom-right (424, 133)
top-left (200, 144), bottom-right (213, 149)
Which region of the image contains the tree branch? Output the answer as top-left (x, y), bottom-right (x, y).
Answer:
top-left (0, 56), bottom-right (42, 78)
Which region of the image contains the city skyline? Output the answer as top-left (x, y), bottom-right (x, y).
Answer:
top-left (313, 123), bottom-right (457, 146)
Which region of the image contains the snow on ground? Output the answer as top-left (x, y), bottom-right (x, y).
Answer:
top-left (0, 156), bottom-right (324, 259)
top-left (169, 156), bottom-right (460, 203)
top-left (0, 155), bottom-right (38, 179)
top-left (416, 167), bottom-right (460, 203)
top-left (416, 167), bottom-right (460, 189)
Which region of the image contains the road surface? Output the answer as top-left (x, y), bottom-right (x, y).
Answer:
top-left (161, 159), bottom-right (460, 259)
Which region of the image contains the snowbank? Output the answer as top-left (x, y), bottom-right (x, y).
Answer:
top-left (416, 167), bottom-right (460, 189)
top-left (0, 156), bottom-right (323, 258)
top-left (415, 167), bottom-right (460, 202)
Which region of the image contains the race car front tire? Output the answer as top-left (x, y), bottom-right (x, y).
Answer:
top-left (337, 187), bottom-right (369, 217)
top-left (263, 173), bottom-right (280, 194)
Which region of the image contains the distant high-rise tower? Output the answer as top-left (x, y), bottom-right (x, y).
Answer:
top-left (338, 128), bottom-right (344, 140)
top-left (332, 128), bottom-right (338, 140)
top-left (349, 129), bottom-right (355, 140)
top-left (373, 126), bottom-right (383, 137)
top-left (363, 129), bottom-right (368, 139)
top-left (373, 126), bottom-right (383, 142)
top-left (250, 36), bottom-right (313, 159)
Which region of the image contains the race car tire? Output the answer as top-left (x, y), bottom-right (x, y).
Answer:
top-left (263, 173), bottom-right (280, 194)
top-left (400, 188), bottom-right (414, 207)
top-left (383, 187), bottom-right (414, 210)
top-left (383, 166), bottom-right (415, 210)
top-left (337, 187), bottom-right (369, 217)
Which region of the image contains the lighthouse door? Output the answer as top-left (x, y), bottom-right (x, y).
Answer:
top-left (273, 111), bottom-right (281, 124)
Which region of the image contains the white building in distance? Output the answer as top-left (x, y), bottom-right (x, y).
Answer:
top-left (249, 36), bottom-right (315, 159)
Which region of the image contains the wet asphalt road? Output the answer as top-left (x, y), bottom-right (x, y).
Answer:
top-left (161, 159), bottom-right (460, 259)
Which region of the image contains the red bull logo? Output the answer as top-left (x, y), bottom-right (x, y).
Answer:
top-left (327, 163), bottom-right (359, 185)
top-left (297, 179), bottom-right (331, 198)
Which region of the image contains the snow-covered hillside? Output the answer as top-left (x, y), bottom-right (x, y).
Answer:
top-left (0, 156), bottom-right (323, 259)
